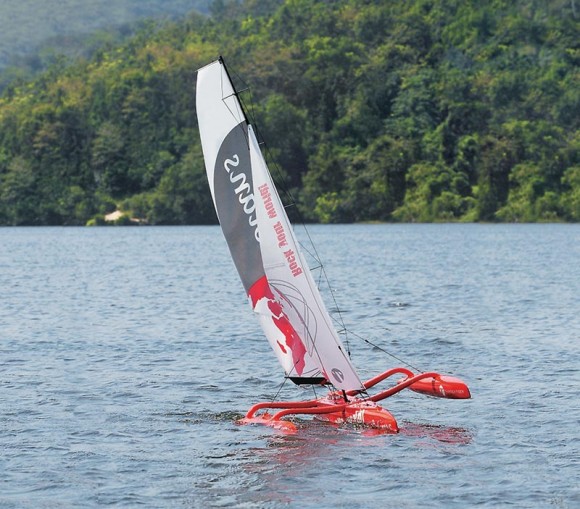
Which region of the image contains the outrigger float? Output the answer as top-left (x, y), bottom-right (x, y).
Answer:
top-left (196, 57), bottom-right (470, 433)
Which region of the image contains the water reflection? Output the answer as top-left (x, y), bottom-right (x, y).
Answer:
top-left (230, 419), bottom-right (473, 506)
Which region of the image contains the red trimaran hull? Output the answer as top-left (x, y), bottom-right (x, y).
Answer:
top-left (238, 368), bottom-right (471, 432)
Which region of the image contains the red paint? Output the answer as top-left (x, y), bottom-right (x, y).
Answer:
top-left (248, 276), bottom-right (307, 375)
top-left (238, 392), bottom-right (398, 433)
top-left (407, 375), bottom-right (471, 399)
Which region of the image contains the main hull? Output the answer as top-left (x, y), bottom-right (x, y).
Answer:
top-left (238, 394), bottom-right (398, 433)
top-left (237, 368), bottom-right (470, 433)
top-left (313, 396), bottom-right (398, 432)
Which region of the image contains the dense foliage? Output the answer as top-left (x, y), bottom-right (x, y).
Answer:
top-left (0, 0), bottom-right (578, 225)
top-left (0, 0), bottom-right (210, 86)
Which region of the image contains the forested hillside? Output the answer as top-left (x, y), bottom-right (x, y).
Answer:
top-left (0, 0), bottom-right (211, 89)
top-left (0, 0), bottom-right (578, 225)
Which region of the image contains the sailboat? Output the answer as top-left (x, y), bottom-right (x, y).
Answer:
top-left (196, 57), bottom-right (470, 433)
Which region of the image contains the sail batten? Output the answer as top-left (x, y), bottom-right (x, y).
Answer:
top-left (196, 58), bottom-right (364, 392)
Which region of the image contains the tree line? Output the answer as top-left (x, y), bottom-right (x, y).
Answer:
top-left (0, 1), bottom-right (210, 79)
top-left (0, 0), bottom-right (578, 225)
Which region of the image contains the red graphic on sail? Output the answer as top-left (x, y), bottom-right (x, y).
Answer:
top-left (248, 275), bottom-right (307, 375)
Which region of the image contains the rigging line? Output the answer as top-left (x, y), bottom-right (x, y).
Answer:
top-left (310, 384), bottom-right (319, 399)
top-left (289, 226), bottom-right (352, 357)
top-left (219, 57), bottom-right (250, 125)
top-left (270, 375), bottom-right (291, 404)
top-left (345, 328), bottom-right (423, 373)
top-left (217, 78), bottom-right (250, 147)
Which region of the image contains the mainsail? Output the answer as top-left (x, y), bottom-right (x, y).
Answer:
top-left (196, 58), bottom-right (364, 392)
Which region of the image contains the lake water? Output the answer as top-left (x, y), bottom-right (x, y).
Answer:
top-left (1, 224), bottom-right (578, 508)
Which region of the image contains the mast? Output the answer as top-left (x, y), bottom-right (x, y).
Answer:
top-left (218, 55), bottom-right (250, 125)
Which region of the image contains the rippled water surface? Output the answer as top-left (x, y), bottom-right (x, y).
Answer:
top-left (1, 224), bottom-right (579, 508)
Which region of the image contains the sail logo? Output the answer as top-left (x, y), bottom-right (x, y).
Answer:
top-left (258, 183), bottom-right (277, 219)
top-left (213, 122), bottom-right (265, 293)
top-left (331, 368), bottom-right (344, 383)
top-left (351, 409), bottom-right (366, 424)
top-left (224, 154), bottom-right (259, 241)
top-left (272, 220), bottom-right (303, 277)
top-left (274, 221), bottom-right (287, 247)
top-left (284, 249), bottom-right (303, 277)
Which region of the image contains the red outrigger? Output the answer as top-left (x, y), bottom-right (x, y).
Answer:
top-left (238, 368), bottom-right (470, 432)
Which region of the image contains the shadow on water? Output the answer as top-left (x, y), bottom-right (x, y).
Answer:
top-left (398, 421), bottom-right (473, 445)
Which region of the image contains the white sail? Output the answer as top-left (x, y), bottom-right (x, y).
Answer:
top-left (248, 125), bottom-right (364, 390)
top-left (196, 58), bottom-right (364, 392)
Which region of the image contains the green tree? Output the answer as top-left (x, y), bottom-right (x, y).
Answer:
top-left (1, 156), bottom-right (37, 225)
top-left (561, 166), bottom-right (580, 220)
top-left (91, 121), bottom-right (127, 196)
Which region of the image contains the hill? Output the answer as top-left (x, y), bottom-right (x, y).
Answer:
top-left (0, 0), bottom-right (211, 88)
top-left (0, 0), bottom-right (578, 225)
